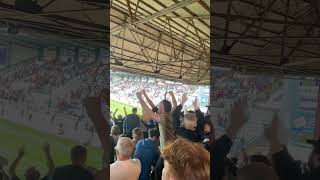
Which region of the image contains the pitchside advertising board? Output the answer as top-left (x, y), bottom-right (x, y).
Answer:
top-left (212, 66), bottom-right (320, 159)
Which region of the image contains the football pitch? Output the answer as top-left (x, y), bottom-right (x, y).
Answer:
top-left (110, 99), bottom-right (142, 117)
top-left (0, 118), bottom-right (103, 178)
top-left (0, 100), bottom-right (139, 178)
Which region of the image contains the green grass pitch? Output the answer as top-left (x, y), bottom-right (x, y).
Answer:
top-left (0, 118), bottom-right (103, 178)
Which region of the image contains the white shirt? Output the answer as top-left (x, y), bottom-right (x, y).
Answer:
top-left (110, 159), bottom-right (141, 180)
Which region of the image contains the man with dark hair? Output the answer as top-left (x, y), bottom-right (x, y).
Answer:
top-left (134, 128), bottom-right (160, 180)
top-left (51, 145), bottom-right (93, 180)
top-left (123, 107), bottom-right (141, 138)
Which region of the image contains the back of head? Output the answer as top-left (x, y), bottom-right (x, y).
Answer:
top-left (132, 108), bottom-right (137, 114)
top-left (148, 128), bottom-right (160, 138)
top-left (132, 127), bottom-right (144, 140)
top-left (111, 125), bottom-right (120, 136)
top-left (71, 145), bottom-right (87, 166)
top-left (25, 167), bottom-right (40, 180)
top-left (161, 100), bottom-right (172, 113)
top-left (237, 163), bottom-right (278, 180)
top-left (115, 137), bottom-right (134, 159)
top-left (162, 139), bottom-right (210, 180)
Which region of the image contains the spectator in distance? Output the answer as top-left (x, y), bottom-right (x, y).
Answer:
top-left (123, 108), bottom-right (141, 138)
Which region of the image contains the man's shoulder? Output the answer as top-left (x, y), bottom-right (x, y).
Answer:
top-left (125, 114), bottom-right (140, 120)
top-left (131, 158), bottom-right (141, 167)
top-left (112, 159), bottom-right (141, 168)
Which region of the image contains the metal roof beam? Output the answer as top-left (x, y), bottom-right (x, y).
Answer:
top-left (213, 12), bottom-right (320, 28)
top-left (111, 0), bottom-right (200, 35)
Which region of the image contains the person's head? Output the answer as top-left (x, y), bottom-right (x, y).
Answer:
top-left (70, 145), bottom-right (87, 166)
top-left (115, 137), bottom-right (134, 161)
top-left (117, 114), bottom-right (123, 120)
top-left (24, 167), bottom-right (40, 180)
top-left (159, 100), bottom-right (172, 114)
top-left (111, 125), bottom-right (120, 136)
top-left (307, 139), bottom-right (320, 170)
top-left (161, 139), bottom-right (210, 180)
top-left (148, 128), bottom-right (160, 145)
top-left (132, 127), bottom-right (144, 141)
top-left (237, 163), bottom-right (278, 180)
top-left (132, 108), bottom-right (137, 114)
top-left (182, 111), bottom-right (197, 131)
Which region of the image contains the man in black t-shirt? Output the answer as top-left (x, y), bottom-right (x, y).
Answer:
top-left (173, 96), bottom-right (205, 143)
top-left (51, 145), bottom-right (93, 180)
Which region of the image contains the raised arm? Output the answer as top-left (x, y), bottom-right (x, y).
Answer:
top-left (123, 107), bottom-right (127, 116)
top-left (172, 93), bottom-right (188, 129)
top-left (225, 97), bottom-right (247, 140)
top-left (265, 113), bottom-right (302, 180)
top-left (43, 143), bottom-right (55, 177)
top-left (141, 90), bottom-right (156, 109)
top-left (193, 97), bottom-right (205, 137)
top-left (113, 109), bottom-right (118, 120)
top-left (213, 97), bottom-right (248, 180)
top-left (136, 92), bottom-right (159, 123)
top-left (84, 89), bottom-right (109, 169)
top-left (168, 91), bottom-right (177, 111)
top-left (9, 146), bottom-right (25, 178)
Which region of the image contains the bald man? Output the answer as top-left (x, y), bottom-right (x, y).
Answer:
top-left (110, 137), bottom-right (141, 180)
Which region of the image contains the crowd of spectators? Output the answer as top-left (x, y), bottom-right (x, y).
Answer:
top-left (110, 90), bottom-right (211, 180)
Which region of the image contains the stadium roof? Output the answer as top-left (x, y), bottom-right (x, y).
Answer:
top-left (111, 0), bottom-right (210, 85)
top-left (0, 0), bottom-right (108, 48)
top-left (213, 0), bottom-right (320, 78)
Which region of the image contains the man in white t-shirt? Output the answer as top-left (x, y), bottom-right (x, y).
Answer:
top-left (110, 137), bottom-right (141, 180)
